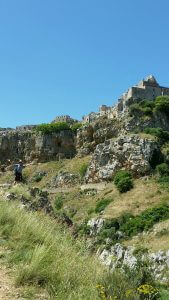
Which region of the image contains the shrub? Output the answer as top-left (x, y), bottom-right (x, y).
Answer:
top-left (156, 163), bottom-right (169, 176)
top-left (116, 177), bottom-right (133, 193)
top-left (121, 203), bottom-right (169, 237)
top-left (114, 170), bottom-right (133, 193)
top-left (32, 172), bottom-right (46, 182)
top-left (129, 103), bottom-right (142, 116)
top-left (158, 176), bottom-right (169, 184)
top-left (96, 203), bottom-right (169, 245)
top-left (129, 100), bottom-right (155, 117)
top-left (71, 123), bottom-right (82, 133)
top-left (154, 96), bottom-right (169, 115)
top-left (114, 170), bottom-right (132, 185)
top-left (144, 127), bottom-right (169, 143)
top-left (54, 195), bottom-right (63, 210)
top-left (79, 163), bottom-right (88, 178)
top-left (36, 122), bottom-right (70, 134)
top-left (95, 198), bottom-right (112, 213)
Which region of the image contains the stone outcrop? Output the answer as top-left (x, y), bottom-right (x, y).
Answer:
top-left (6, 187), bottom-right (53, 214)
top-left (85, 135), bottom-right (161, 182)
top-left (87, 218), bottom-right (105, 235)
top-left (125, 111), bottom-right (169, 132)
top-left (76, 118), bottom-right (121, 156)
top-left (98, 243), bottom-right (169, 282)
top-left (0, 130), bottom-right (76, 164)
top-left (51, 171), bottom-right (80, 187)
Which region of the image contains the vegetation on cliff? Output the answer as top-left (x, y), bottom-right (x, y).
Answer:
top-left (36, 122), bottom-right (71, 134)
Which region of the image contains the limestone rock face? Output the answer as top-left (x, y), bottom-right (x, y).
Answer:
top-left (87, 218), bottom-right (105, 235)
top-left (98, 243), bottom-right (169, 282)
top-left (76, 119), bottom-right (121, 156)
top-left (85, 135), bottom-right (161, 182)
top-left (125, 111), bottom-right (169, 132)
top-left (0, 130), bottom-right (76, 163)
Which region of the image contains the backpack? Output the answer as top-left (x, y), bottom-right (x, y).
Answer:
top-left (14, 164), bottom-right (22, 175)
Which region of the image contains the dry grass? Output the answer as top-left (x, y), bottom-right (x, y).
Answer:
top-left (124, 219), bottom-right (169, 252)
top-left (137, 132), bottom-right (156, 140)
top-left (103, 179), bottom-right (166, 219)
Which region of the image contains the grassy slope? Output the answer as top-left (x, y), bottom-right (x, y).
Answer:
top-left (0, 157), bottom-right (169, 299)
top-left (0, 156), bottom-right (169, 253)
top-left (0, 200), bottom-right (104, 299)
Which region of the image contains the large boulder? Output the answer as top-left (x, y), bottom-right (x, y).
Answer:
top-left (85, 134), bottom-right (161, 182)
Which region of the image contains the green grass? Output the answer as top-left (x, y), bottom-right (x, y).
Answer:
top-left (0, 200), bottom-right (103, 299)
top-left (93, 203), bottom-right (169, 247)
top-left (95, 198), bottom-right (112, 213)
top-left (79, 163), bottom-right (88, 178)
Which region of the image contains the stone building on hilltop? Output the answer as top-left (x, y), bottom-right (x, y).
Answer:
top-left (52, 115), bottom-right (76, 124)
top-left (117, 75), bottom-right (169, 114)
top-left (83, 75), bottom-right (169, 123)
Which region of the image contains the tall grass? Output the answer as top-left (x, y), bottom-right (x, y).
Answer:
top-left (0, 201), bottom-right (168, 299)
top-left (0, 201), bottom-right (103, 299)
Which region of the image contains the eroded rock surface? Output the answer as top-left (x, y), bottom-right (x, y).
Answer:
top-left (85, 135), bottom-right (161, 182)
top-left (0, 130), bottom-right (76, 163)
top-left (76, 119), bottom-right (121, 156)
top-left (98, 243), bottom-right (169, 282)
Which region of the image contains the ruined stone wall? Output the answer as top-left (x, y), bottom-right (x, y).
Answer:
top-left (131, 86), bottom-right (164, 100)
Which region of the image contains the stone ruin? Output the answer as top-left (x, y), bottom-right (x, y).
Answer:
top-left (117, 75), bottom-right (169, 114)
top-left (83, 75), bottom-right (169, 123)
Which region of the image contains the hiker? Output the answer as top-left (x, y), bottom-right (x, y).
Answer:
top-left (14, 160), bottom-right (24, 183)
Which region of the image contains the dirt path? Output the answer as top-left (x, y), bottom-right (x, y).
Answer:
top-left (0, 265), bottom-right (21, 300)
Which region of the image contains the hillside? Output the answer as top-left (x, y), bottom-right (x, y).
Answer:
top-left (0, 75), bottom-right (169, 299)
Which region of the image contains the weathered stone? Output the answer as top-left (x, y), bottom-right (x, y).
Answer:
top-left (0, 130), bottom-right (76, 164)
top-left (51, 171), bottom-right (80, 187)
top-left (98, 243), bottom-right (169, 282)
top-left (76, 119), bottom-right (120, 156)
top-left (87, 218), bottom-right (105, 235)
top-left (85, 135), bottom-right (161, 182)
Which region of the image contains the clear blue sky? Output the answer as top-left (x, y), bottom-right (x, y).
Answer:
top-left (0, 0), bottom-right (169, 128)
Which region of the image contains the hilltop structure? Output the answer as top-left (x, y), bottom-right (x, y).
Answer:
top-left (117, 75), bottom-right (169, 114)
top-left (83, 75), bottom-right (169, 123)
top-left (52, 115), bottom-right (76, 124)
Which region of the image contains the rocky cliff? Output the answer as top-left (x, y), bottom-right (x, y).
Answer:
top-left (0, 129), bottom-right (76, 163)
top-left (85, 135), bottom-right (162, 182)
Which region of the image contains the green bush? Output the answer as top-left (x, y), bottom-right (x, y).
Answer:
top-left (95, 198), bottom-right (112, 213)
top-left (144, 127), bottom-right (169, 143)
top-left (96, 203), bottom-right (169, 245)
top-left (129, 100), bottom-right (155, 117)
top-left (158, 176), bottom-right (169, 184)
top-left (156, 163), bottom-right (169, 176)
top-left (79, 163), bottom-right (88, 178)
top-left (54, 195), bottom-right (63, 210)
top-left (121, 203), bottom-right (169, 237)
top-left (114, 170), bottom-right (133, 193)
top-left (154, 96), bottom-right (169, 115)
top-left (71, 122), bottom-right (82, 133)
top-left (114, 170), bottom-right (132, 185)
top-left (36, 122), bottom-right (70, 134)
top-left (129, 103), bottom-right (142, 115)
top-left (116, 177), bottom-right (133, 193)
